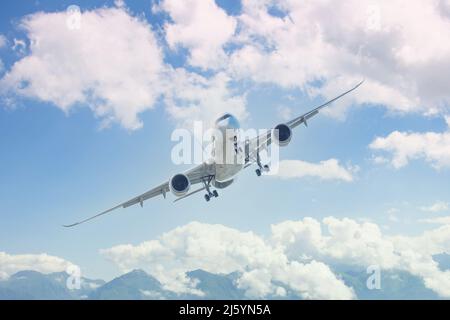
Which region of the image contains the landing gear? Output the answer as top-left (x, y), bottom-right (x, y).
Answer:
top-left (203, 176), bottom-right (219, 202)
top-left (255, 152), bottom-right (270, 177)
top-left (204, 190), bottom-right (218, 202)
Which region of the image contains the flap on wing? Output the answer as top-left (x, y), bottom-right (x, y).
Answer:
top-left (122, 183), bottom-right (170, 208)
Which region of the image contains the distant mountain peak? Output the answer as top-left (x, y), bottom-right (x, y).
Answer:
top-left (11, 270), bottom-right (45, 279)
top-left (126, 269), bottom-right (148, 276)
top-left (0, 267), bottom-right (442, 300)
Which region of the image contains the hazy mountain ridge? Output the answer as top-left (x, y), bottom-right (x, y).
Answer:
top-left (88, 269), bottom-right (172, 300)
top-left (333, 266), bottom-right (440, 300)
top-left (0, 267), bottom-right (444, 300)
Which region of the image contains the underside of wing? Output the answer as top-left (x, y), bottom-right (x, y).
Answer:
top-left (286, 80), bottom-right (364, 129)
top-left (63, 162), bottom-right (215, 227)
top-left (184, 162), bottom-right (216, 184)
top-left (245, 80), bottom-right (364, 167)
top-left (63, 182), bottom-right (169, 227)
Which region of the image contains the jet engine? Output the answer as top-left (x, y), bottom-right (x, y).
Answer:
top-left (272, 124), bottom-right (292, 147)
top-left (169, 173), bottom-right (191, 197)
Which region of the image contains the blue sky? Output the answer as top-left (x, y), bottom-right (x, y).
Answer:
top-left (0, 0), bottom-right (450, 298)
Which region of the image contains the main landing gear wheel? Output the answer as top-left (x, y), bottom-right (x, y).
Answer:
top-left (204, 190), bottom-right (218, 201)
top-left (256, 168), bottom-right (262, 176)
top-left (202, 176), bottom-right (219, 202)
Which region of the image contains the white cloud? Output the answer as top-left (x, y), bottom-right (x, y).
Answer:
top-left (101, 221), bottom-right (355, 299)
top-left (0, 7), bottom-right (165, 130)
top-left (0, 252), bottom-right (74, 280)
top-left (420, 216), bottom-right (450, 225)
top-left (420, 201), bottom-right (449, 213)
top-left (164, 69), bottom-right (247, 128)
top-left (102, 217), bottom-right (450, 298)
top-left (227, 0), bottom-right (450, 118)
top-left (236, 269), bottom-right (273, 298)
top-left (4, 1), bottom-right (450, 130)
top-left (278, 260), bottom-right (355, 300)
top-left (274, 159), bottom-right (357, 182)
top-left (0, 7), bottom-right (248, 130)
top-left (370, 121), bottom-right (450, 169)
top-left (272, 217), bottom-right (450, 297)
top-left (277, 105), bottom-right (293, 121)
top-left (157, 0), bottom-right (237, 70)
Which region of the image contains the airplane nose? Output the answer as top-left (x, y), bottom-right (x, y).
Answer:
top-left (215, 113), bottom-right (240, 129)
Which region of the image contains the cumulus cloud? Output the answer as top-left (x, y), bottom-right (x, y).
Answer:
top-left (0, 7), bottom-right (165, 130)
top-left (272, 217), bottom-right (450, 297)
top-left (3, 1), bottom-right (450, 130)
top-left (0, 6), bottom-right (247, 130)
top-left (228, 0), bottom-right (450, 118)
top-left (101, 221), bottom-right (355, 299)
top-left (420, 201), bottom-right (449, 213)
top-left (101, 216), bottom-right (450, 299)
top-left (370, 119), bottom-right (450, 169)
top-left (274, 159), bottom-right (357, 182)
top-left (0, 252), bottom-right (74, 280)
top-left (156, 0), bottom-right (237, 70)
top-left (164, 69), bottom-right (247, 128)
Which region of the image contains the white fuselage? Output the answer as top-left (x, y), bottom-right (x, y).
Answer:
top-left (213, 114), bottom-right (244, 183)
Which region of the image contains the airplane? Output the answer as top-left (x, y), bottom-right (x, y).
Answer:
top-left (64, 80), bottom-right (364, 227)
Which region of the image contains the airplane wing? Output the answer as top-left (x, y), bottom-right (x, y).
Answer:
top-left (63, 162), bottom-right (215, 227)
top-left (245, 80), bottom-right (364, 165)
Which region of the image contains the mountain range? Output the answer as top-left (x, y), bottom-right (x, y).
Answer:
top-left (0, 267), bottom-right (444, 300)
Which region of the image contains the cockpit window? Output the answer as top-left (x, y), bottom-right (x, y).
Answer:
top-left (215, 113), bottom-right (232, 124)
top-left (215, 114), bottom-right (240, 129)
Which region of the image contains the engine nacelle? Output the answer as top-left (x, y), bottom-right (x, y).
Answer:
top-left (169, 173), bottom-right (191, 197)
top-left (272, 124), bottom-right (292, 147)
